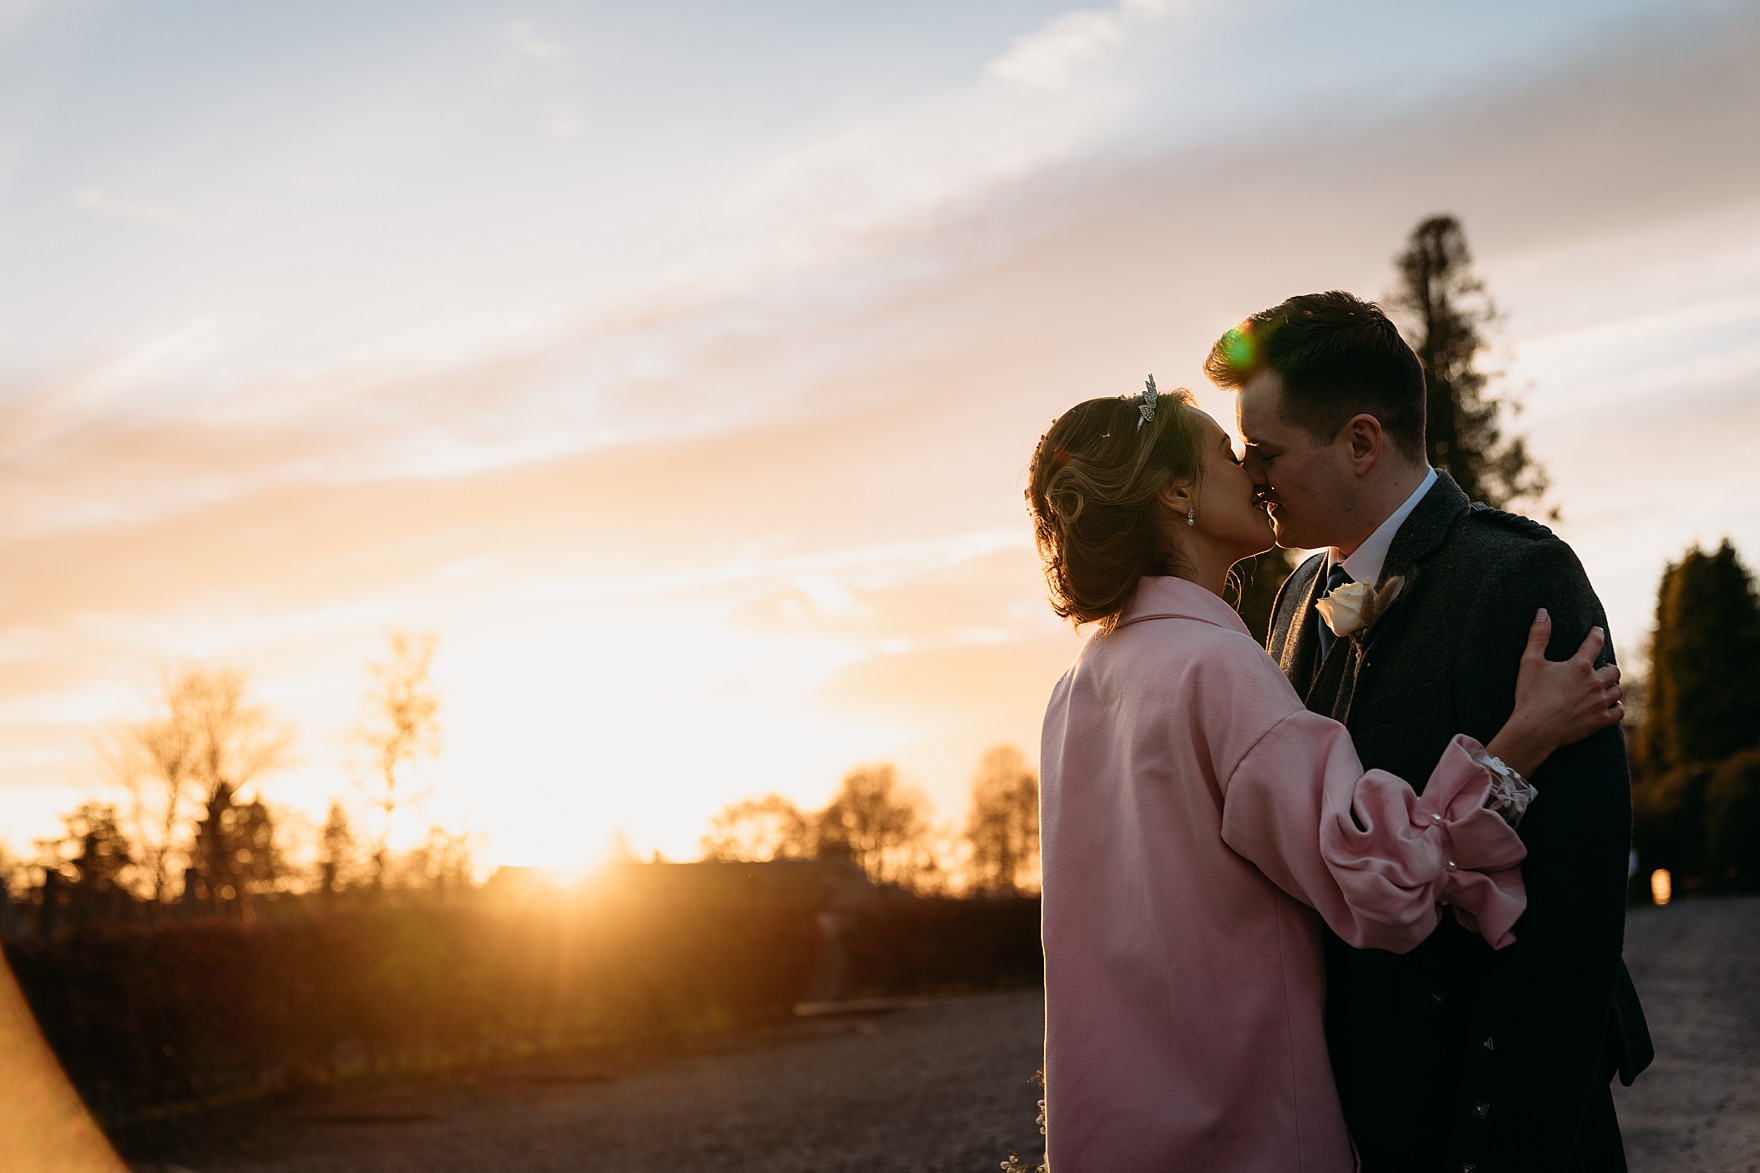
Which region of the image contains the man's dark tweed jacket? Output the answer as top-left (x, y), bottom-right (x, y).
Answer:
top-left (1266, 471), bottom-right (1653, 1173)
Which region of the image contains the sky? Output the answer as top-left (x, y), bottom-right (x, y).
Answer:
top-left (1, 0), bottom-right (1757, 872)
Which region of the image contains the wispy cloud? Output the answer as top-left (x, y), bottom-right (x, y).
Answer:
top-left (504, 18), bottom-right (564, 59)
top-left (988, 0), bottom-right (1177, 91)
top-left (1, 0), bottom-right (1754, 860)
top-left (73, 186), bottom-right (203, 231)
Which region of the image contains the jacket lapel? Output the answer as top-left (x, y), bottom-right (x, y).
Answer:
top-left (1269, 553), bottom-right (1327, 690)
top-left (1305, 471), bottom-right (1473, 720)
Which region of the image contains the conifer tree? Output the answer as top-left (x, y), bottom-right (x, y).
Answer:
top-left (1391, 216), bottom-right (1548, 510)
top-left (1707, 749), bottom-right (1760, 888)
top-left (1648, 540), bottom-right (1760, 769)
top-left (1635, 539), bottom-right (1760, 888)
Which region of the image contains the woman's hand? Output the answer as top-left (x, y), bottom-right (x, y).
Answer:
top-left (1486, 609), bottom-right (1624, 778)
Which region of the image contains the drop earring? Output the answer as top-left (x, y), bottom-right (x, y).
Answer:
top-left (1186, 504), bottom-right (1196, 527)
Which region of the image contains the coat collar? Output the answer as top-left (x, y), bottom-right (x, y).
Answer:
top-left (1381, 468), bottom-right (1471, 584)
top-left (1270, 471), bottom-right (1468, 705)
top-left (1117, 575), bottom-right (1254, 638)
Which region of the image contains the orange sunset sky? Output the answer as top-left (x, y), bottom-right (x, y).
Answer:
top-left (2, 0), bottom-right (1757, 870)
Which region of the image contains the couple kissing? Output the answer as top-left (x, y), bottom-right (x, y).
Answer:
top-left (1033, 291), bottom-right (1651, 1172)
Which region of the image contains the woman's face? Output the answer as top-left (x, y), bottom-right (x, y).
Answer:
top-left (1188, 409), bottom-right (1274, 561)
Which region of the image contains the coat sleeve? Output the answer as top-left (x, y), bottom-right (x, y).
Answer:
top-left (1217, 679), bottom-right (1529, 953)
top-left (1445, 537), bottom-right (1635, 1171)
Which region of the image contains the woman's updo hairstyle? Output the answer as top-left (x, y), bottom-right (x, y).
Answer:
top-left (1027, 386), bottom-right (1204, 631)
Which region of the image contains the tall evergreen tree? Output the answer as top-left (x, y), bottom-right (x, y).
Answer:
top-left (1707, 749), bottom-right (1760, 888)
top-left (190, 782), bottom-right (282, 908)
top-left (1635, 539), bottom-right (1760, 889)
top-left (1648, 540), bottom-right (1760, 769)
top-left (1391, 216), bottom-right (1548, 510)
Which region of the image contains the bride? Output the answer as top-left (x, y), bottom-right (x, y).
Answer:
top-left (1029, 383), bottom-right (1622, 1172)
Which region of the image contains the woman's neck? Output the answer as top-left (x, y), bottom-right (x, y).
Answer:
top-left (1164, 541), bottom-right (1235, 600)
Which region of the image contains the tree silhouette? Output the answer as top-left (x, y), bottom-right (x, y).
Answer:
top-left (318, 800), bottom-right (359, 894)
top-left (358, 633), bottom-right (441, 888)
top-left (1391, 215), bottom-right (1549, 511)
top-left (1646, 540), bottom-right (1760, 770)
top-left (1632, 539), bottom-right (1760, 889)
top-left (700, 793), bottom-right (814, 861)
top-left (189, 783), bottom-right (283, 909)
top-left (1707, 749), bottom-right (1760, 888)
top-left (388, 825), bottom-right (477, 891)
top-left (36, 802), bottom-right (135, 895)
top-left (964, 746), bottom-right (1040, 895)
top-left (101, 667), bottom-right (292, 902)
top-left (817, 765), bottom-right (933, 887)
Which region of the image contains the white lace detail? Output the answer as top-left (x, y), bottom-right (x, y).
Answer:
top-left (1472, 750), bottom-right (1537, 829)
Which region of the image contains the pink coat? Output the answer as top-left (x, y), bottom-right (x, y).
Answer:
top-left (1039, 576), bottom-right (1528, 1172)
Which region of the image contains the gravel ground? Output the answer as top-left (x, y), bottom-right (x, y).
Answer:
top-left (1617, 895), bottom-right (1760, 1173)
top-left (121, 991), bottom-right (1049, 1173)
top-left (120, 896), bottom-right (1760, 1173)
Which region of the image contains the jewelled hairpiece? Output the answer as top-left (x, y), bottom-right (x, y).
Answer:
top-left (1136, 375), bottom-right (1158, 431)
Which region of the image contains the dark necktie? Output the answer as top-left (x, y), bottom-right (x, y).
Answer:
top-left (1315, 563), bottom-right (1353, 664)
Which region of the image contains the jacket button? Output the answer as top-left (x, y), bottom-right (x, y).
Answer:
top-left (1472, 1101), bottom-right (1490, 1118)
top-left (1446, 860), bottom-right (1458, 872)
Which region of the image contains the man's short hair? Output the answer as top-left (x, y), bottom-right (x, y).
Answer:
top-left (1203, 290), bottom-right (1426, 460)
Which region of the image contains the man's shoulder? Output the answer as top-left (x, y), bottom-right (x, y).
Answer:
top-left (1463, 502), bottom-right (1558, 544)
top-left (1433, 502), bottom-right (1570, 569)
top-left (1424, 503), bottom-right (1604, 622)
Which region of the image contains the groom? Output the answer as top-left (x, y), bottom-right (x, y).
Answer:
top-left (1205, 292), bottom-right (1651, 1172)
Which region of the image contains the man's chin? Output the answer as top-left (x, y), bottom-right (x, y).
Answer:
top-left (1269, 521), bottom-right (1308, 551)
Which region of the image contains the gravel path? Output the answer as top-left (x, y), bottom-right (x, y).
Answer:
top-left (123, 991), bottom-right (1049, 1173)
top-left (122, 896), bottom-right (1760, 1173)
top-left (1617, 895), bottom-right (1760, 1173)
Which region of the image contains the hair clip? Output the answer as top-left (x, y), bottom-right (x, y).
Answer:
top-left (1137, 375), bottom-right (1157, 430)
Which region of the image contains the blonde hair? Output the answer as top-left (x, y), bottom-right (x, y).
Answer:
top-left (1027, 388), bottom-right (1204, 631)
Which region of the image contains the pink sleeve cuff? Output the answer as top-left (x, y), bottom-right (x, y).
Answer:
top-left (1419, 736), bottom-right (1530, 949)
top-left (1317, 734), bottom-right (1529, 951)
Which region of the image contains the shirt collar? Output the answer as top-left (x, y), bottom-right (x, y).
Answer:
top-left (1332, 466), bottom-right (1437, 586)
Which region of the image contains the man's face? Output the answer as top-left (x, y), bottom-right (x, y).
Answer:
top-left (1236, 370), bottom-right (1354, 551)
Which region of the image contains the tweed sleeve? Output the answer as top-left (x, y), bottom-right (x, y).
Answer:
top-left (1445, 536), bottom-right (1635, 1171)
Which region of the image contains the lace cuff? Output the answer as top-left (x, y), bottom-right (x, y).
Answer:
top-left (1471, 750), bottom-right (1537, 829)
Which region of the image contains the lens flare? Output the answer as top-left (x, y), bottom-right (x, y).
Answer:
top-left (1223, 326), bottom-right (1255, 370)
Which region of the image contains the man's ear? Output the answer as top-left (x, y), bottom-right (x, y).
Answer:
top-left (1341, 413), bottom-right (1384, 475)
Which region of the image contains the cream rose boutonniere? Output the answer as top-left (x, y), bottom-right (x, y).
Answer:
top-left (1315, 575), bottom-right (1408, 639)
